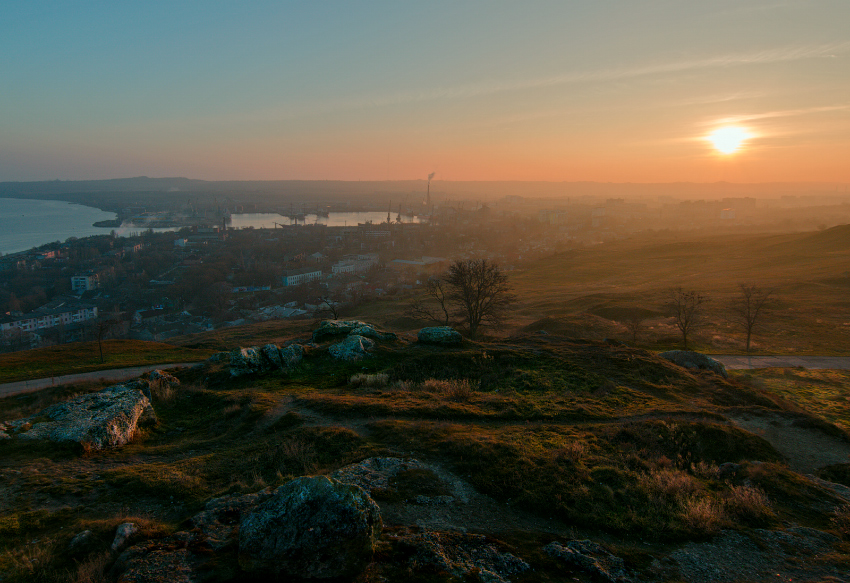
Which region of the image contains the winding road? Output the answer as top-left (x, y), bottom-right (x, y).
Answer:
top-left (0, 362), bottom-right (201, 399)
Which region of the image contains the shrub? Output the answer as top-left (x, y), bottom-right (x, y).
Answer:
top-left (641, 469), bottom-right (701, 504)
top-left (724, 485), bottom-right (774, 523)
top-left (65, 551), bottom-right (111, 583)
top-left (678, 496), bottom-right (724, 535)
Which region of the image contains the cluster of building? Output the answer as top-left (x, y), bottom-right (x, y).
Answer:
top-left (0, 298), bottom-right (99, 348)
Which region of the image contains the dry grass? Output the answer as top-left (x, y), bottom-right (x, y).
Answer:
top-left (422, 378), bottom-right (476, 402)
top-left (678, 496), bottom-right (724, 535)
top-left (278, 436), bottom-right (318, 474)
top-left (63, 551), bottom-right (111, 583)
top-left (724, 485), bottom-right (774, 522)
top-left (1, 539), bottom-right (58, 580)
top-left (641, 469), bottom-right (702, 504)
top-left (550, 440), bottom-right (586, 464)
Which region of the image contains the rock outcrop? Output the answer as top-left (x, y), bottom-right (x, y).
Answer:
top-left (112, 533), bottom-right (197, 583)
top-left (191, 489), bottom-right (274, 551)
top-left (418, 326), bottom-right (463, 346)
top-left (112, 522), bottom-right (140, 552)
top-left (312, 320), bottom-right (370, 342)
top-left (239, 476), bottom-right (382, 579)
top-left (659, 350), bottom-right (728, 378)
top-left (328, 334), bottom-right (375, 361)
top-left (545, 540), bottom-right (632, 583)
top-left (229, 343), bottom-right (303, 377)
top-left (395, 529), bottom-right (530, 583)
top-left (331, 457), bottom-right (431, 495)
top-left (149, 369), bottom-right (180, 387)
top-left (4, 381), bottom-right (156, 450)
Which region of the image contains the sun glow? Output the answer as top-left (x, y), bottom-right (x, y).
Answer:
top-left (707, 126), bottom-right (751, 154)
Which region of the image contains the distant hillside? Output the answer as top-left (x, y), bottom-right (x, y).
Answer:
top-left (1, 177), bottom-right (846, 202)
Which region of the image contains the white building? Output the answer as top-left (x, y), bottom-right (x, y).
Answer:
top-left (71, 274), bottom-right (99, 292)
top-left (0, 303), bottom-right (98, 334)
top-left (282, 268), bottom-right (323, 286)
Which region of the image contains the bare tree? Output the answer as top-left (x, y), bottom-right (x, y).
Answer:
top-left (668, 287), bottom-right (707, 350)
top-left (444, 259), bottom-right (516, 340)
top-left (730, 283), bottom-right (773, 353)
top-left (410, 277), bottom-right (452, 326)
top-left (93, 316), bottom-right (120, 363)
top-left (318, 295), bottom-right (341, 320)
top-left (620, 308), bottom-right (654, 344)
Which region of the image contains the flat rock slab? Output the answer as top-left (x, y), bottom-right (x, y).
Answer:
top-left (312, 320), bottom-right (370, 342)
top-left (4, 381), bottom-right (156, 450)
top-left (418, 327), bottom-right (463, 346)
top-left (229, 344), bottom-right (303, 377)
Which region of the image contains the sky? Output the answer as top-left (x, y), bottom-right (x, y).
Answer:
top-left (1, 1), bottom-right (849, 183)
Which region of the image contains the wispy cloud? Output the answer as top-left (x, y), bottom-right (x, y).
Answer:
top-left (709, 104), bottom-right (850, 125)
top-left (140, 41), bottom-right (850, 128)
top-left (358, 42), bottom-right (850, 109)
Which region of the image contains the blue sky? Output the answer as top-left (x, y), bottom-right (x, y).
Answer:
top-left (2, 1), bottom-right (849, 182)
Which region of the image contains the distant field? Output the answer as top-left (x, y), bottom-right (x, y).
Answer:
top-left (341, 225), bottom-right (850, 355)
top-left (0, 340), bottom-right (214, 384)
top-left (153, 225), bottom-right (850, 357)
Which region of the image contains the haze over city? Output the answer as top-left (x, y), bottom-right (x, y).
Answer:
top-left (2, 1), bottom-right (849, 183)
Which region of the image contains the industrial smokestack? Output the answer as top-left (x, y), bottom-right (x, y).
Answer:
top-left (426, 172), bottom-right (436, 206)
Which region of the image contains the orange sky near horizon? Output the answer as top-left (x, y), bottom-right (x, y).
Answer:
top-left (2, 2), bottom-right (849, 184)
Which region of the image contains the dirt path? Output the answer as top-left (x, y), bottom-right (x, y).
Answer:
top-left (712, 355), bottom-right (850, 370)
top-left (0, 362), bottom-right (202, 398)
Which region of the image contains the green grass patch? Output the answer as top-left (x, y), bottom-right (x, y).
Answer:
top-left (0, 339), bottom-right (213, 384)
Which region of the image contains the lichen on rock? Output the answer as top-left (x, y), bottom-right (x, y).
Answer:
top-left (239, 475), bottom-right (382, 579)
top-left (418, 326), bottom-right (463, 346)
top-left (5, 381), bottom-right (156, 450)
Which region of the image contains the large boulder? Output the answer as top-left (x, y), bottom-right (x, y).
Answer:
top-left (191, 489), bottom-right (274, 551)
top-left (230, 344), bottom-right (303, 377)
top-left (279, 343), bottom-right (304, 367)
top-left (329, 335), bottom-right (375, 361)
top-left (418, 326), bottom-right (463, 346)
top-left (5, 382), bottom-right (156, 450)
top-left (659, 350), bottom-right (728, 378)
top-left (259, 344), bottom-right (284, 369)
top-left (229, 347), bottom-right (264, 377)
top-left (239, 476), bottom-right (382, 579)
top-left (312, 320), bottom-right (370, 342)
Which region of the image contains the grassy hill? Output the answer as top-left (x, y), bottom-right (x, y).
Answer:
top-left (349, 225), bottom-right (850, 355)
top-left (1, 329), bottom-right (849, 581)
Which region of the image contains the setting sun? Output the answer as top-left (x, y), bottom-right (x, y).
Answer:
top-left (707, 127), bottom-right (751, 154)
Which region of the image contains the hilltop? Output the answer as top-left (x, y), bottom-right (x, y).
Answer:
top-left (1, 322), bottom-right (849, 582)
